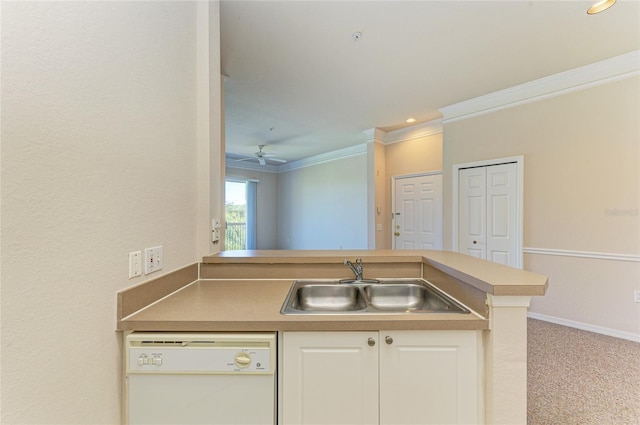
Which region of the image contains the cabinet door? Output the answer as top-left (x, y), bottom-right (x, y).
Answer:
top-left (282, 332), bottom-right (379, 425)
top-left (379, 330), bottom-right (480, 425)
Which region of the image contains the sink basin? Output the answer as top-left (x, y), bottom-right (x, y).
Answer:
top-left (293, 285), bottom-right (366, 311)
top-left (364, 284), bottom-right (463, 312)
top-left (281, 279), bottom-right (470, 315)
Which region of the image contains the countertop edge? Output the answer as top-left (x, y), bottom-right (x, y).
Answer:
top-left (203, 250), bottom-right (424, 264)
top-left (202, 249), bottom-right (549, 296)
top-left (117, 318), bottom-right (489, 332)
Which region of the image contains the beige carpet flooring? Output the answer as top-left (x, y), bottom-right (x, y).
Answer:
top-left (528, 318), bottom-right (640, 425)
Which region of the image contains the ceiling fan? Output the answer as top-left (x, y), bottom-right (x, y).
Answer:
top-left (235, 145), bottom-right (287, 166)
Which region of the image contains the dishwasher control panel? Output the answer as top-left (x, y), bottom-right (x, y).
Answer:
top-left (126, 332), bottom-right (275, 375)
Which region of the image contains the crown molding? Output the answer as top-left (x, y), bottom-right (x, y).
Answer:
top-left (226, 121), bottom-right (443, 174)
top-left (363, 120), bottom-right (443, 145)
top-left (383, 119), bottom-right (443, 145)
top-left (363, 128), bottom-right (387, 143)
top-left (273, 143), bottom-right (367, 173)
top-left (440, 50), bottom-right (640, 124)
top-left (227, 144), bottom-right (368, 174)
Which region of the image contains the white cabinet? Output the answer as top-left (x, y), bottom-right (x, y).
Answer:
top-left (281, 331), bottom-right (379, 425)
top-left (282, 330), bottom-right (481, 425)
top-left (379, 330), bottom-right (480, 425)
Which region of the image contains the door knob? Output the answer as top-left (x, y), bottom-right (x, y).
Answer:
top-left (367, 338), bottom-right (376, 347)
top-left (394, 232), bottom-right (400, 236)
top-left (385, 336), bottom-right (393, 345)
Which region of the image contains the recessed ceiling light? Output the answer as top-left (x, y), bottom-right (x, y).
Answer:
top-left (406, 118), bottom-right (416, 123)
top-left (587, 0), bottom-right (616, 14)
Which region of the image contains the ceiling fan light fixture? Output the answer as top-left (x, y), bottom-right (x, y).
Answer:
top-left (234, 145), bottom-right (287, 166)
top-left (587, 0), bottom-right (616, 14)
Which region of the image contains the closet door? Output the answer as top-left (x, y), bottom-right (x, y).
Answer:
top-left (459, 163), bottom-right (517, 267)
top-left (458, 167), bottom-right (486, 260)
top-left (486, 163), bottom-right (518, 265)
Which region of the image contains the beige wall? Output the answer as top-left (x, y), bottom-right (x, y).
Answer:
top-left (374, 141), bottom-right (388, 249)
top-left (225, 167), bottom-right (279, 249)
top-left (443, 76), bottom-right (640, 337)
top-left (386, 133), bottom-right (443, 178)
top-left (1, 2), bottom-right (222, 422)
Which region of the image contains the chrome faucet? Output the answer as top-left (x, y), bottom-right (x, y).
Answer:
top-left (343, 258), bottom-right (364, 281)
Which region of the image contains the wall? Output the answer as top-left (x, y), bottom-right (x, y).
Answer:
top-left (197, 2), bottom-right (224, 258)
top-left (277, 155), bottom-right (368, 249)
top-left (1, 2), bottom-right (221, 422)
top-left (385, 132), bottom-right (443, 178)
top-left (373, 141), bottom-right (388, 249)
top-left (225, 166), bottom-right (279, 249)
top-left (442, 76), bottom-right (640, 339)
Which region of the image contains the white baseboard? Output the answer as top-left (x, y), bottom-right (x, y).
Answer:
top-left (528, 312), bottom-right (640, 343)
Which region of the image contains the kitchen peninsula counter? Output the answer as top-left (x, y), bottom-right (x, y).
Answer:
top-left (117, 249), bottom-right (547, 332)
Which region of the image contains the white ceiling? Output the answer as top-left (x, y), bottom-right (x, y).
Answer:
top-left (221, 0), bottom-right (640, 163)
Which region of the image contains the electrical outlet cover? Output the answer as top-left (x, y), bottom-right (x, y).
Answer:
top-left (144, 246), bottom-right (163, 275)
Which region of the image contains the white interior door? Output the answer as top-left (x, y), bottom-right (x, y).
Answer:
top-left (458, 167), bottom-right (486, 260)
top-left (459, 163), bottom-right (518, 266)
top-left (486, 163), bottom-right (518, 265)
top-left (393, 174), bottom-right (442, 250)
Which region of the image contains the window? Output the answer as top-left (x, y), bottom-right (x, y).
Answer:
top-left (225, 179), bottom-right (257, 250)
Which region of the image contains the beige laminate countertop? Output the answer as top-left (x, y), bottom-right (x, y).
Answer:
top-left (119, 279), bottom-right (489, 332)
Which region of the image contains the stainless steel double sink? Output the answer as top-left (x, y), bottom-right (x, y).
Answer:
top-left (280, 279), bottom-right (470, 315)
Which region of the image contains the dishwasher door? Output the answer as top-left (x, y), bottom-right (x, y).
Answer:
top-left (125, 332), bottom-right (276, 425)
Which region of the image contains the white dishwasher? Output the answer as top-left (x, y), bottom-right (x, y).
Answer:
top-left (125, 332), bottom-right (276, 425)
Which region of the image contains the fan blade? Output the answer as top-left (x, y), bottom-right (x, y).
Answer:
top-left (269, 158), bottom-right (287, 163)
top-left (234, 157), bottom-right (255, 162)
top-left (258, 158), bottom-right (266, 166)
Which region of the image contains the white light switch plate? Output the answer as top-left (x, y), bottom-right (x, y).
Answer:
top-left (129, 251), bottom-right (142, 278)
